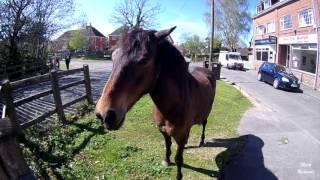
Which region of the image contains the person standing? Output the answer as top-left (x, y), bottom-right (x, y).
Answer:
top-left (65, 54), bottom-right (71, 70)
top-left (55, 55), bottom-right (60, 69)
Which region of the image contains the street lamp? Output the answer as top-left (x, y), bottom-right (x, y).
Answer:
top-left (209, 0), bottom-right (214, 68)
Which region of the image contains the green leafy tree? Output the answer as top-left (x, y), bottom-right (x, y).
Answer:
top-left (205, 0), bottom-right (251, 51)
top-left (181, 34), bottom-right (207, 60)
top-left (68, 30), bottom-right (86, 50)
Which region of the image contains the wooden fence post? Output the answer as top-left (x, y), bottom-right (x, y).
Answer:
top-left (50, 70), bottom-right (66, 124)
top-left (1, 80), bottom-right (21, 132)
top-left (0, 118), bottom-right (36, 180)
top-left (83, 65), bottom-right (93, 105)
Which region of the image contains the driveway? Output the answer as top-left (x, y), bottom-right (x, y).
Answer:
top-left (220, 67), bottom-right (320, 180)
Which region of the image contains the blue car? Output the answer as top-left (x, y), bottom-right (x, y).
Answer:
top-left (258, 62), bottom-right (301, 90)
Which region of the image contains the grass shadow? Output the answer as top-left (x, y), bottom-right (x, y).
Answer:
top-left (185, 135), bottom-right (278, 180)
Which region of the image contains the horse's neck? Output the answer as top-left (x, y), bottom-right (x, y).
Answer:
top-left (149, 41), bottom-right (190, 116)
top-left (150, 65), bottom-right (190, 117)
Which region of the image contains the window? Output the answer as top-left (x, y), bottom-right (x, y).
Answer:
top-left (262, 51), bottom-right (268, 61)
top-left (263, 0), bottom-right (271, 9)
top-left (256, 48), bottom-right (269, 61)
top-left (291, 44), bottom-right (317, 73)
top-left (257, 51), bottom-right (262, 60)
top-left (266, 21), bottom-right (275, 33)
top-left (256, 3), bottom-right (263, 13)
top-left (299, 9), bottom-right (314, 27)
top-left (256, 25), bottom-right (265, 35)
top-left (280, 15), bottom-right (292, 30)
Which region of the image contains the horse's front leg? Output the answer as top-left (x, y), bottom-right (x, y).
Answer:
top-left (160, 130), bottom-right (172, 166)
top-left (174, 131), bottom-right (189, 180)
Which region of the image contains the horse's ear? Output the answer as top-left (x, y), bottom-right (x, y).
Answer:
top-left (154, 26), bottom-right (176, 41)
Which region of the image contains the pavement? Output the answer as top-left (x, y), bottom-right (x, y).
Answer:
top-left (219, 67), bottom-right (320, 180)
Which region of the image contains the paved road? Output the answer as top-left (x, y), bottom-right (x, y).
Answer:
top-left (220, 67), bottom-right (320, 180)
top-left (69, 59), bottom-right (112, 102)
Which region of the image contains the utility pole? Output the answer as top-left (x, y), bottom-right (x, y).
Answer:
top-left (209, 0), bottom-right (214, 68)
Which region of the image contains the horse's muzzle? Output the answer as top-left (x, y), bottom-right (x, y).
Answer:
top-left (96, 109), bottom-right (125, 130)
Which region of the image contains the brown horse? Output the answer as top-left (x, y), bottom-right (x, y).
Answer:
top-left (95, 27), bottom-right (216, 179)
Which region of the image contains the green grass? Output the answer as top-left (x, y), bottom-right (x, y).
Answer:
top-left (23, 81), bottom-right (251, 179)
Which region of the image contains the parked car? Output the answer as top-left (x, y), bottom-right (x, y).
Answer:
top-left (218, 51), bottom-right (244, 70)
top-left (258, 62), bottom-right (301, 90)
top-left (103, 51), bottom-right (112, 60)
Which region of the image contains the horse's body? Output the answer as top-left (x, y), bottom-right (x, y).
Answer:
top-left (95, 27), bottom-right (216, 179)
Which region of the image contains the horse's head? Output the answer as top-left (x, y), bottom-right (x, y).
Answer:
top-left (95, 27), bottom-right (176, 130)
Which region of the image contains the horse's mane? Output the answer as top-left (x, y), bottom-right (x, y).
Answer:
top-left (118, 28), bottom-right (157, 58)
top-left (119, 28), bottom-right (188, 84)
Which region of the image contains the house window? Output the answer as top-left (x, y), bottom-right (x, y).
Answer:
top-left (256, 25), bottom-right (265, 35)
top-left (256, 48), bottom-right (269, 61)
top-left (280, 15), bottom-right (292, 30)
top-left (262, 0), bottom-right (271, 9)
top-left (299, 9), bottom-right (314, 27)
top-left (256, 3), bottom-right (263, 13)
top-left (266, 21), bottom-right (275, 33)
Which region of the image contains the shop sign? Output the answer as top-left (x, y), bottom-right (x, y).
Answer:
top-left (255, 36), bottom-right (277, 45)
top-left (279, 34), bottom-right (317, 44)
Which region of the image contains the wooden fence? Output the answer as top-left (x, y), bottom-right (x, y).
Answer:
top-left (1, 64), bottom-right (93, 129)
top-left (0, 64), bottom-right (93, 179)
top-left (0, 61), bottom-right (48, 81)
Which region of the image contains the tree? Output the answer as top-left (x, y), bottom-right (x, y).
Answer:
top-left (205, 36), bottom-right (223, 53)
top-left (0, 0), bottom-right (75, 64)
top-left (181, 35), bottom-right (206, 60)
top-left (68, 30), bottom-right (86, 50)
top-left (111, 0), bottom-right (160, 29)
top-left (205, 0), bottom-right (251, 51)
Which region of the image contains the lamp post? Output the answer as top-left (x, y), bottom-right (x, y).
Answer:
top-left (209, 0), bottom-right (214, 68)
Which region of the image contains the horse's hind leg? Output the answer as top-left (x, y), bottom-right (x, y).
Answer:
top-left (160, 131), bottom-right (172, 166)
top-left (199, 119), bottom-right (207, 147)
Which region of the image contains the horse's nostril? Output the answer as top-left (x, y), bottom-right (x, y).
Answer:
top-left (96, 113), bottom-right (103, 120)
top-left (105, 110), bottom-right (117, 124)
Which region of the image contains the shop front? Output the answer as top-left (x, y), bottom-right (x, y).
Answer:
top-left (278, 34), bottom-right (318, 87)
top-left (254, 36), bottom-right (277, 69)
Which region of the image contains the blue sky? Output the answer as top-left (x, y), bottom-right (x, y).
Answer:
top-left (69, 0), bottom-right (259, 45)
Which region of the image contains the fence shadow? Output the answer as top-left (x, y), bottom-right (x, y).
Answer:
top-left (184, 134), bottom-right (278, 180)
top-left (21, 121), bottom-right (106, 179)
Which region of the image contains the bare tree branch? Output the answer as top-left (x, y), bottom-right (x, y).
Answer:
top-left (110, 0), bottom-right (160, 29)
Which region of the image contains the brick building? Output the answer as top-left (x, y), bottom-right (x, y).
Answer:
top-left (53, 25), bottom-right (108, 53)
top-left (253, 0), bottom-right (320, 89)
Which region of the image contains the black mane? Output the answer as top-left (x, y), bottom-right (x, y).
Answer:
top-left (119, 28), bottom-right (188, 79)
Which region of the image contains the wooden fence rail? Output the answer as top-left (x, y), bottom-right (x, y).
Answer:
top-left (1, 64), bottom-right (93, 129)
top-left (0, 61), bottom-right (48, 81)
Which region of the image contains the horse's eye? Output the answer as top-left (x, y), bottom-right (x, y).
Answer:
top-left (138, 58), bottom-right (149, 65)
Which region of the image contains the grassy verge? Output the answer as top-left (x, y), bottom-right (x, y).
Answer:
top-left (23, 81), bottom-right (251, 179)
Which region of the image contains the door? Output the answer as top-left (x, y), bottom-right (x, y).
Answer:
top-left (264, 63), bottom-right (275, 83)
top-left (279, 45), bottom-right (289, 66)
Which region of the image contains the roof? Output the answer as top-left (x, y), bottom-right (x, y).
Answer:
top-left (55, 25), bottom-right (106, 41)
top-left (109, 26), bottom-right (129, 36)
top-left (87, 26), bottom-right (106, 37)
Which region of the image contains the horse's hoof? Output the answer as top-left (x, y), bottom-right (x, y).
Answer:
top-left (161, 160), bottom-right (171, 167)
top-left (199, 142), bottom-right (204, 147)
